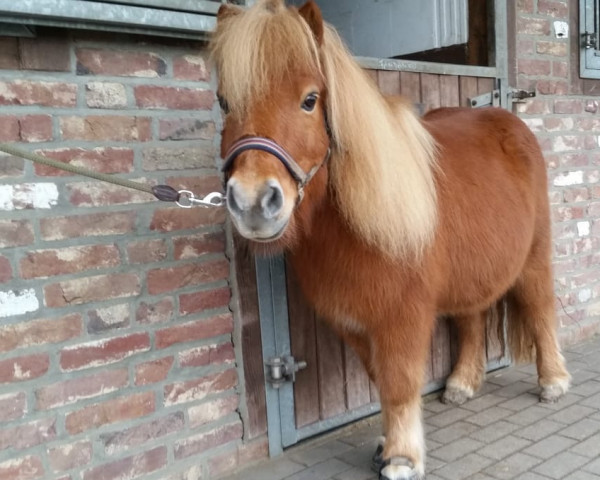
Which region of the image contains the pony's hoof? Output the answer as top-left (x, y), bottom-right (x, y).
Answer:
top-left (379, 457), bottom-right (421, 480)
top-left (441, 386), bottom-right (471, 406)
top-left (540, 381), bottom-right (568, 403)
top-left (371, 436), bottom-right (385, 473)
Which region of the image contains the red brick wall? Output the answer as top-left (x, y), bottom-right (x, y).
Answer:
top-left (514, 0), bottom-right (600, 345)
top-left (0, 29), bottom-right (266, 479)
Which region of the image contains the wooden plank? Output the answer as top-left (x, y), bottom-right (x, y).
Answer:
top-left (459, 76), bottom-right (479, 107)
top-left (316, 317), bottom-right (346, 419)
top-left (344, 343), bottom-right (371, 410)
top-left (439, 75), bottom-right (460, 107)
top-left (420, 73), bottom-right (441, 113)
top-left (286, 260), bottom-right (320, 428)
top-left (378, 70), bottom-right (401, 96)
top-left (477, 77), bottom-right (495, 96)
top-left (234, 237), bottom-right (267, 438)
top-left (365, 69), bottom-right (379, 85)
top-left (431, 317), bottom-right (452, 381)
top-left (399, 71), bottom-right (421, 104)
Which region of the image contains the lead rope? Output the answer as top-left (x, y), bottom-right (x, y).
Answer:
top-left (0, 143), bottom-right (225, 208)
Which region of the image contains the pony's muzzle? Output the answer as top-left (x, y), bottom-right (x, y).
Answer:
top-left (226, 178), bottom-right (289, 241)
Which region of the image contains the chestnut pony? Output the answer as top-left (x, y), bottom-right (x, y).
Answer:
top-left (211, 1), bottom-right (570, 479)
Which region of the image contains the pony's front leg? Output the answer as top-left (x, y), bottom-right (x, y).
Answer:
top-left (372, 312), bottom-right (434, 480)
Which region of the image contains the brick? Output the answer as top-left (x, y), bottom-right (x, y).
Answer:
top-left (126, 239), bottom-right (167, 264)
top-left (517, 17), bottom-right (550, 35)
top-left (68, 180), bottom-right (154, 207)
top-left (36, 368), bottom-right (128, 409)
top-left (60, 116), bottom-right (151, 142)
top-left (60, 333), bottom-right (150, 371)
top-left (179, 342), bottom-right (235, 368)
top-left (553, 136), bottom-right (587, 153)
top-left (0, 353), bottom-right (48, 384)
top-left (174, 421), bottom-right (242, 459)
top-left (142, 145), bottom-right (216, 170)
top-left (166, 174), bottom-right (222, 195)
top-left (188, 395), bottom-right (239, 428)
top-left (555, 99), bottom-right (584, 114)
top-left (173, 54), bottom-right (210, 81)
top-left (536, 40), bottom-right (568, 56)
top-left (20, 245), bottom-right (120, 279)
top-left (147, 259), bottom-right (229, 295)
top-left (134, 356), bottom-right (174, 386)
top-left (209, 449), bottom-right (238, 479)
top-left (0, 220), bottom-right (33, 248)
top-left (536, 80), bottom-right (568, 95)
top-left (135, 85), bottom-right (213, 110)
top-left (65, 392), bottom-right (155, 434)
top-left (238, 437), bottom-right (269, 465)
top-left (88, 304), bottom-right (130, 334)
top-left (83, 446), bottom-right (166, 480)
top-left (150, 206), bottom-right (226, 232)
top-left (40, 211), bottom-right (135, 240)
top-left (0, 456), bottom-right (44, 480)
top-left (86, 82), bottom-right (127, 108)
top-left (0, 183), bottom-right (59, 211)
top-left (0, 313), bottom-right (82, 353)
top-left (515, 98), bottom-right (549, 115)
top-left (156, 313), bottom-right (233, 349)
top-left (159, 118), bottom-right (215, 141)
top-left (0, 38), bottom-right (19, 69)
top-left (174, 231), bottom-right (226, 259)
top-left (0, 288), bottom-right (39, 318)
top-left (135, 298), bottom-right (174, 324)
top-left (20, 35), bottom-right (70, 71)
top-left (553, 60), bottom-right (569, 77)
top-left (18, 115), bottom-right (53, 142)
top-left (101, 412), bottom-right (184, 455)
top-left (44, 273), bottom-right (141, 308)
top-left (77, 48), bottom-right (166, 77)
top-left (35, 147), bottom-right (134, 177)
top-left (0, 418), bottom-right (56, 451)
top-left (0, 255), bottom-right (11, 283)
top-left (164, 368), bottom-right (238, 406)
top-left (0, 80), bottom-right (77, 107)
top-left (0, 391), bottom-right (27, 422)
top-left (0, 115), bottom-right (19, 141)
top-left (179, 287), bottom-right (231, 315)
top-left (518, 59), bottom-right (551, 76)
top-left (517, 0), bottom-right (534, 13)
top-left (0, 153), bottom-right (24, 178)
top-left (48, 441), bottom-right (93, 472)
top-left (538, 0), bottom-right (568, 18)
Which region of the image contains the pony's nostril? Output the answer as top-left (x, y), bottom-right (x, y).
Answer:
top-left (226, 182), bottom-right (244, 216)
top-left (261, 184), bottom-right (284, 218)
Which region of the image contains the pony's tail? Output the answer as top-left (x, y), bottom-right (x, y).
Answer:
top-left (503, 294), bottom-right (537, 363)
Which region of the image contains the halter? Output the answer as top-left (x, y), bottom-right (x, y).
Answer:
top-left (221, 136), bottom-right (331, 204)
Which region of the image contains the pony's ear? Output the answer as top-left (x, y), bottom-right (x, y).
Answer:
top-left (217, 4), bottom-right (243, 21)
top-left (298, 1), bottom-right (324, 45)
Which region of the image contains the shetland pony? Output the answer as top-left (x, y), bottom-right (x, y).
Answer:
top-left (211, 2), bottom-right (570, 479)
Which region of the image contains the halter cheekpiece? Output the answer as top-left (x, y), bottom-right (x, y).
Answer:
top-left (221, 136), bottom-right (330, 204)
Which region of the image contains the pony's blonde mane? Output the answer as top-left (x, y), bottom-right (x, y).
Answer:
top-left (211, 0), bottom-right (438, 259)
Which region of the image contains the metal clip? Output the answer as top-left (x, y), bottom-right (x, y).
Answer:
top-left (176, 190), bottom-right (226, 208)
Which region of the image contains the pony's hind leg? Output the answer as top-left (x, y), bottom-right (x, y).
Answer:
top-left (442, 311), bottom-right (486, 405)
top-left (508, 254), bottom-right (570, 403)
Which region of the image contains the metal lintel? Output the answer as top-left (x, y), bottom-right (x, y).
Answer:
top-left (356, 56), bottom-right (498, 78)
top-left (0, 0), bottom-right (216, 38)
top-left (80, 0), bottom-right (222, 15)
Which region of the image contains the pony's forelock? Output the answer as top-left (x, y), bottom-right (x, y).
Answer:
top-left (210, 0), bottom-right (321, 115)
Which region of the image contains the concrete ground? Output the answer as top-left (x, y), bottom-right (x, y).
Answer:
top-left (223, 336), bottom-right (600, 480)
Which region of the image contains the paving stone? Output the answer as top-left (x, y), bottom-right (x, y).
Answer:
top-left (290, 440), bottom-right (353, 467)
top-left (505, 405), bottom-right (552, 426)
top-left (570, 380), bottom-right (600, 397)
top-left (537, 392), bottom-right (583, 411)
top-left (533, 451), bottom-right (591, 479)
top-left (579, 392), bottom-right (600, 409)
top-left (512, 473), bottom-right (553, 480)
top-left (465, 407), bottom-right (513, 426)
top-left (468, 420), bottom-right (520, 443)
top-left (225, 458), bottom-right (305, 480)
top-left (487, 370), bottom-right (530, 387)
top-left (429, 421), bottom-right (480, 444)
top-left (582, 457), bottom-right (600, 475)
top-left (435, 453), bottom-right (494, 480)
top-left (523, 435), bottom-right (577, 459)
top-left (461, 394), bottom-right (506, 413)
top-left (478, 435), bottom-right (531, 461)
top-left (561, 418), bottom-right (600, 440)
top-left (570, 368), bottom-right (600, 386)
top-left (512, 419), bottom-right (565, 442)
top-left (285, 458), bottom-right (351, 480)
top-left (333, 466), bottom-right (376, 480)
top-left (430, 437), bottom-right (485, 462)
top-left (483, 452), bottom-right (542, 480)
top-left (427, 407), bottom-right (473, 428)
top-left (493, 381), bottom-right (539, 398)
top-left (497, 393), bottom-right (539, 411)
top-left (547, 404), bottom-right (596, 424)
top-left (574, 432), bottom-right (600, 458)
top-left (564, 471), bottom-right (600, 480)
top-left (335, 441), bottom-right (378, 469)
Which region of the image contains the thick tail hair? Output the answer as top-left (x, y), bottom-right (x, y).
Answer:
top-left (502, 293), bottom-right (537, 364)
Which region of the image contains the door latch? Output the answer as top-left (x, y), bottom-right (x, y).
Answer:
top-left (583, 31), bottom-right (598, 49)
top-left (265, 355), bottom-right (307, 388)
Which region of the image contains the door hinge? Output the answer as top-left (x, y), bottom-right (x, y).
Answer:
top-left (469, 89), bottom-right (501, 108)
top-left (265, 355), bottom-right (307, 388)
top-left (582, 31), bottom-right (598, 49)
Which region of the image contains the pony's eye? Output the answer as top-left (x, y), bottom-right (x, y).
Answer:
top-left (218, 94), bottom-right (230, 114)
top-left (302, 93), bottom-right (318, 112)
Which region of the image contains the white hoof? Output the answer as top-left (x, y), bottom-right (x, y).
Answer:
top-left (379, 457), bottom-right (421, 480)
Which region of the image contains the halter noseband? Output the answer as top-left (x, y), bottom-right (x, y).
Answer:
top-left (221, 136), bottom-right (330, 204)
